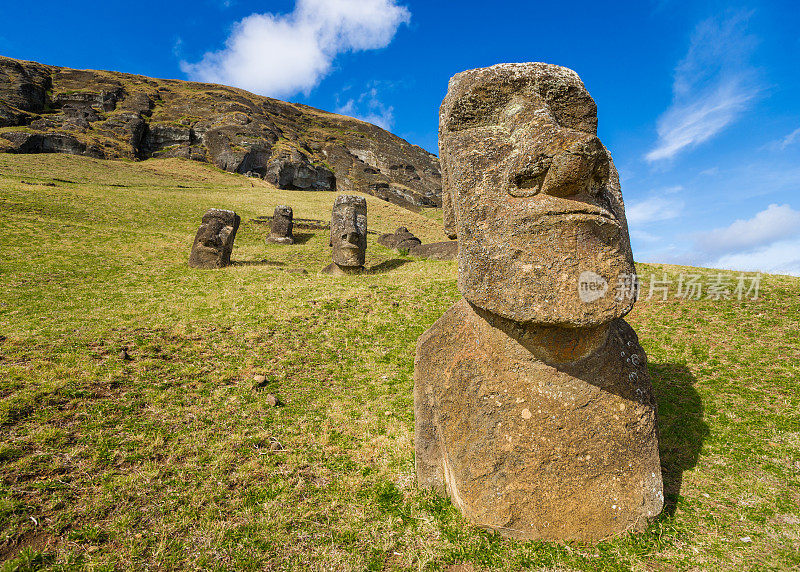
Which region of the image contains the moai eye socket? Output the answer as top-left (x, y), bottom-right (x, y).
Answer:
top-left (445, 88), bottom-right (512, 132)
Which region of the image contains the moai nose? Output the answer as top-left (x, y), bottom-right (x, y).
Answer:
top-left (540, 135), bottom-right (608, 198)
top-left (342, 231), bottom-right (359, 245)
top-left (342, 212), bottom-right (360, 245)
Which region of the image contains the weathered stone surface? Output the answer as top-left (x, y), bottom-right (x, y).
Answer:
top-left (188, 209), bottom-right (240, 269)
top-left (378, 226), bottom-right (422, 251)
top-left (0, 131), bottom-right (103, 157)
top-left (415, 300), bottom-right (662, 541)
top-left (408, 240), bottom-right (458, 260)
top-left (0, 57), bottom-right (50, 127)
top-left (415, 63), bottom-right (662, 542)
top-left (321, 195), bottom-right (366, 275)
top-left (267, 205), bottom-right (295, 244)
top-left (0, 56), bottom-right (441, 210)
top-left (265, 149), bottom-right (336, 191)
top-left (440, 62), bottom-right (635, 327)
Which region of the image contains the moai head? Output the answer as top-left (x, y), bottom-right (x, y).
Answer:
top-left (188, 208), bottom-right (240, 269)
top-left (394, 227), bottom-right (422, 250)
top-left (439, 63), bottom-right (636, 327)
top-left (268, 204), bottom-right (294, 244)
top-left (330, 195), bottom-right (367, 268)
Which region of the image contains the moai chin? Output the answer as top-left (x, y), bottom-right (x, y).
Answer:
top-left (267, 205), bottom-right (295, 244)
top-left (322, 195), bottom-right (367, 275)
top-left (415, 63), bottom-right (663, 542)
top-left (188, 208), bottom-right (240, 269)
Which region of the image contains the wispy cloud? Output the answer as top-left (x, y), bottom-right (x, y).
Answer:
top-left (172, 37), bottom-right (184, 59)
top-left (765, 127), bottom-right (800, 151)
top-left (335, 84), bottom-right (396, 130)
top-left (630, 229), bottom-right (662, 243)
top-left (181, 0), bottom-right (410, 98)
top-left (646, 10), bottom-right (761, 163)
top-left (626, 193), bottom-right (685, 226)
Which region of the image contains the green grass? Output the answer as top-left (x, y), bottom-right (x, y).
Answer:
top-left (1, 154), bottom-right (798, 570)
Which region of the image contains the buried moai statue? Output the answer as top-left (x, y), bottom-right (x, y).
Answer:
top-left (378, 226), bottom-right (422, 251)
top-left (322, 195), bottom-right (367, 275)
top-left (188, 208), bottom-right (240, 269)
top-left (267, 205), bottom-right (295, 244)
top-left (414, 63), bottom-right (663, 542)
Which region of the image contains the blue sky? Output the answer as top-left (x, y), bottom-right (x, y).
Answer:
top-left (3, 0), bottom-right (800, 275)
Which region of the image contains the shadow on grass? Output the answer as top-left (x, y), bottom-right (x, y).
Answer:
top-left (290, 232), bottom-right (316, 245)
top-left (650, 361), bottom-right (709, 516)
top-left (230, 259), bottom-right (286, 267)
top-left (368, 258), bottom-right (411, 273)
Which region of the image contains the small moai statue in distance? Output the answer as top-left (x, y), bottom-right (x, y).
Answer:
top-left (188, 208), bottom-right (240, 269)
top-left (321, 195), bottom-right (367, 275)
top-left (378, 226), bottom-right (422, 251)
top-left (267, 205), bottom-right (294, 244)
top-left (414, 63), bottom-right (663, 542)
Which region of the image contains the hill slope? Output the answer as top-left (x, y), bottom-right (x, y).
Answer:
top-left (0, 154), bottom-right (798, 570)
top-left (0, 56), bottom-right (442, 209)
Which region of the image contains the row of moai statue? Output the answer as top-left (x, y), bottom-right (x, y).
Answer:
top-left (187, 197), bottom-right (369, 273)
top-left (413, 63), bottom-right (663, 542)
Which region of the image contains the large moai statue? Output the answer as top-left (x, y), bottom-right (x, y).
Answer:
top-left (414, 63), bottom-right (663, 542)
top-left (267, 205), bottom-right (295, 244)
top-left (188, 208), bottom-right (240, 269)
top-left (322, 195), bottom-right (367, 275)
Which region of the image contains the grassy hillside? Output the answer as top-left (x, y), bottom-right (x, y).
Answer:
top-left (0, 154), bottom-right (798, 571)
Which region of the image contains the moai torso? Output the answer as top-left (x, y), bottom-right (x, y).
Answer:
top-left (414, 63), bottom-right (663, 542)
top-left (267, 205), bottom-right (294, 244)
top-left (322, 195), bottom-right (367, 275)
top-left (188, 208), bottom-right (240, 269)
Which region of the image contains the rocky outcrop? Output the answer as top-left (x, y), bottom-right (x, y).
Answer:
top-left (0, 56), bottom-right (441, 210)
top-left (265, 149), bottom-right (335, 191)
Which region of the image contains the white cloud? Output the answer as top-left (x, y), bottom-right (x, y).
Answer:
top-left (172, 37), bottom-right (184, 59)
top-left (699, 166), bottom-right (719, 176)
top-left (335, 86), bottom-right (395, 130)
top-left (181, 0), bottom-right (410, 98)
top-left (646, 11), bottom-right (761, 162)
top-left (694, 203), bottom-right (800, 257)
top-left (766, 127), bottom-right (800, 151)
top-left (626, 195), bottom-right (685, 226)
top-left (710, 238), bottom-right (800, 276)
top-left (636, 203), bottom-right (800, 276)
top-left (630, 229), bottom-right (662, 243)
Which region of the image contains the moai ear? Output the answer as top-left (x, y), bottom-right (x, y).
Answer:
top-left (441, 156), bottom-right (457, 240)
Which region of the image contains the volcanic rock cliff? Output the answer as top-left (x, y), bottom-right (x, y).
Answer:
top-left (0, 56), bottom-right (441, 209)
